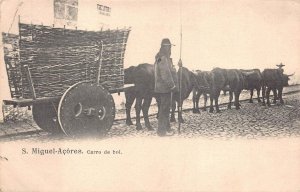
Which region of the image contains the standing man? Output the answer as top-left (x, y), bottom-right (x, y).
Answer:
top-left (154, 38), bottom-right (178, 136)
top-left (276, 63), bottom-right (285, 73)
top-left (276, 62), bottom-right (285, 82)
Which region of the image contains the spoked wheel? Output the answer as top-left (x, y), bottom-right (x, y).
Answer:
top-left (32, 101), bottom-right (62, 134)
top-left (58, 82), bottom-right (115, 138)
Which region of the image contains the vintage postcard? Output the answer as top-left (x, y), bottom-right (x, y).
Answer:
top-left (0, 0), bottom-right (300, 191)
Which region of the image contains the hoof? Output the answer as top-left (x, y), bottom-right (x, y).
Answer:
top-left (170, 117), bottom-right (176, 122)
top-left (262, 102), bottom-right (266, 106)
top-left (258, 99), bottom-right (261, 103)
top-left (236, 106), bottom-right (240, 110)
top-left (147, 127), bottom-right (155, 131)
top-left (192, 109), bottom-right (200, 114)
top-left (280, 100), bottom-right (284, 104)
top-left (158, 131), bottom-right (174, 137)
top-left (145, 123), bottom-right (152, 129)
top-left (126, 120), bottom-right (134, 126)
top-left (227, 105), bottom-right (231, 109)
top-left (209, 109), bottom-right (214, 113)
top-left (202, 108), bottom-right (207, 112)
top-left (167, 128), bottom-right (174, 133)
top-left (136, 124), bottom-right (143, 131)
top-left (267, 103), bottom-right (271, 107)
top-left (216, 110), bottom-right (221, 113)
top-left (249, 100), bottom-right (253, 103)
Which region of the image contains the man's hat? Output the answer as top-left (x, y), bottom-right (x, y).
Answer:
top-left (276, 63), bottom-right (285, 68)
top-left (161, 38), bottom-right (175, 46)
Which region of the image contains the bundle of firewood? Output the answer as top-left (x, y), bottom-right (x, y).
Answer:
top-left (17, 23), bottom-right (130, 98)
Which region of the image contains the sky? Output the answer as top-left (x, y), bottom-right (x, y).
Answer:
top-left (1, 0), bottom-right (300, 100)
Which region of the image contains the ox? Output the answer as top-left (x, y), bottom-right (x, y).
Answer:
top-left (261, 69), bottom-right (294, 106)
top-left (192, 70), bottom-right (233, 113)
top-left (240, 69), bottom-right (262, 103)
top-left (171, 67), bottom-right (210, 122)
top-left (192, 70), bottom-right (211, 113)
top-left (124, 63), bottom-right (158, 130)
top-left (124, 64), bottom-right (209, 128)
top-left (209, 68), bottom-right (246, 113)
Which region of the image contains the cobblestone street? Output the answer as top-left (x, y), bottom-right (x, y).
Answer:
top-left (108, 91), bottom-right (300, 140)
top-left (1, 85), bottom-right (300, 142)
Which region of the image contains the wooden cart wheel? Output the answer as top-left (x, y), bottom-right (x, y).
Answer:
top-left (58, 82), bottom-right (115, 137)
top-left (32, 102), bottom-right (62, 134)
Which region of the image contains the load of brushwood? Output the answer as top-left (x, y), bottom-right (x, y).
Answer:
top-left (3, 23), bottom-right (131, 99)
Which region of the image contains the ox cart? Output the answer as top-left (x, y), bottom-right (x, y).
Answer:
top-left (2, 22), bottom-right (131, 137)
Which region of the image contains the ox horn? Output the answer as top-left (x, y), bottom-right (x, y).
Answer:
top-left (287, 72), bottom-right (295, 77)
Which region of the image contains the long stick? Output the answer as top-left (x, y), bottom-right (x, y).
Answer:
top-left (97, 41), bottom-right (104, 86)
top-left (178, 0), bottom-right (183, 134)
top-left (7, 2), bottom-right (23, 34)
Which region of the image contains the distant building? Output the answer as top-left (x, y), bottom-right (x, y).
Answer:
top-left (54, 0), bottom-right (78, 27)
top-left (10, 0), bottom-right (113, 31)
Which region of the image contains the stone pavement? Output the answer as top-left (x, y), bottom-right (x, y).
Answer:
top-left (0, 85), bottom-right (300, 141)
top-left (106, 92), bottom-right (300, 140)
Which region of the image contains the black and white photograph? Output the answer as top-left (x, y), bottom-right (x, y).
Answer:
top-left (0, 0), bottom-right (300, 191)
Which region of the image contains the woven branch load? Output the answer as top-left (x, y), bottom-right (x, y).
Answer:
top-left (2, 33), bottom-right (22, 98)
top-left (19, 23), bottom-right (130, 99)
